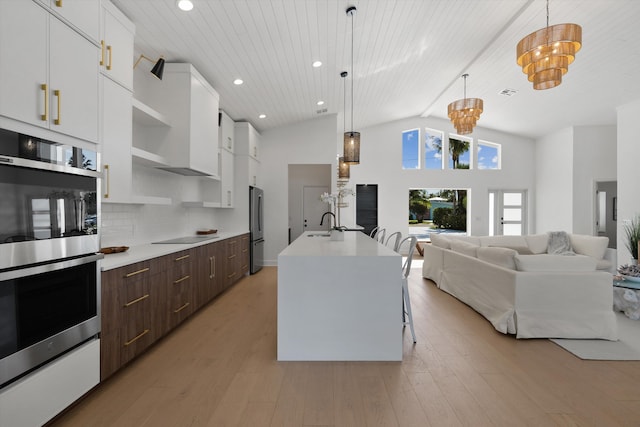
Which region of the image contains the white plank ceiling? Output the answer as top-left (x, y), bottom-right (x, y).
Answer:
top-left (113, 0), bottom-right (640, 138)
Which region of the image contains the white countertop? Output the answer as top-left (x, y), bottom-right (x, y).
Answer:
top-left (100, 230), bottom-right (249, 271)
top-left (279, 230), bottom-right (398, 258)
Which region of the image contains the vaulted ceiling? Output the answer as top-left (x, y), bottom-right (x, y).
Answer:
top-left (113, 0), bottom-right (640, 139)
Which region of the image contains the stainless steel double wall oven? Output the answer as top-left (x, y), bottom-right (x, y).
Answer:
top-left (0, 128), bottom-right (102, 387)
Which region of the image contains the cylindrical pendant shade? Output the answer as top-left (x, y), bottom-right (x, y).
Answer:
top-left (338, 156), bottom-right (350, 179)
top-left (343, 131), bottom-right (360, 164)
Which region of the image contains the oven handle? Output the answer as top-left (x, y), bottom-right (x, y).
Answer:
top-left (0, 253), bottom-right (104, 281)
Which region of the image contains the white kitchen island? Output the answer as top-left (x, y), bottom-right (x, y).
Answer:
top-left (277, 231), bottom-right (402, 361)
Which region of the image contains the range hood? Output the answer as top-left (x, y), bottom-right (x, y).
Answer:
top-left (147, 63), bottom-right (220, 178)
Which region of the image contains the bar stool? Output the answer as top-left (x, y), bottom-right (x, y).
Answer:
top-left (397, 235), bottom-right (417, 343)
top-left (385, 231), bottom-right (402, 252)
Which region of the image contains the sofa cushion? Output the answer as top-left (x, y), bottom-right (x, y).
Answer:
top-left (525, 234), bottom-right (548, 254)
top-left (479, 235), bottom-right (528, 248)
top-left (477, 247), bottom-right (517, 270)
top-left (447, 235), bottom-right (481, 246)
top-left (514, 254), bottom-right (597, 272)
top-left (569, 234), bottom-right (609, 260)
top-left (430, 233), bottom-right (451, 249)
top-left (488, 245), bottom-right (533, 255)
top-left (449, 239), bottom-right (479, 257)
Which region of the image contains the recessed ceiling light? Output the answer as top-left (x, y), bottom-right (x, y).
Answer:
top-left (316, 100), bottom-right (324, 106)
top-left (233, 79), bottom-right (243, 85)
top-left (312, 61), bottom-right (322, 68)
top-left (177, 0), bottom-right (193, 11)
top-left (258, 114), bottom-right (266, 119)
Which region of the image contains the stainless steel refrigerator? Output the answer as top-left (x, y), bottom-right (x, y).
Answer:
top-left (249, 186), bottom-right (264, 274)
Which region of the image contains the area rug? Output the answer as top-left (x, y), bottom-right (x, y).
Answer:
top-left (550, 313), bottom-right (640, 360)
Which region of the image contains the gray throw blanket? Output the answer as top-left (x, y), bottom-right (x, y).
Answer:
top-left (547, 231), bottom-right (575, 255)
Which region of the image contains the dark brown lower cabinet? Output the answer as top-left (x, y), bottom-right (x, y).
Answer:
top-left (100, 234), bottom-right (249, 380)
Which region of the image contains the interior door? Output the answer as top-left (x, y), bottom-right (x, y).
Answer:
top-left (489, 190), bottom-right (527, 236)
top-left (302, 186), bottom-right (330, 234)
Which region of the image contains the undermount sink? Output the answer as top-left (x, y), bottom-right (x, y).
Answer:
top-left (307, 233), bottom-right (331, 237)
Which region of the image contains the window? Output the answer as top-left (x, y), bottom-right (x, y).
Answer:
top-left (402, 129), bottom-right (419, 169)
top-left (477, 140), bottom-right (501, 170)
top-left (424, 128), bottom-right (444, 170)
top-left (448, 135), bottom-right (471, 169)
top-left (409, 188), bottom-right (468, 238)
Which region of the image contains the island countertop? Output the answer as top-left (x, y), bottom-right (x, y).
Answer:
top-left (279, 230), bottom-right (398, 257)
top-left (277, 230), bottom-right (403, 361)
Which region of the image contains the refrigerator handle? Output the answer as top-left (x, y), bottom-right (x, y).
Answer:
top-left (258, 194), bottom-right (262, 232)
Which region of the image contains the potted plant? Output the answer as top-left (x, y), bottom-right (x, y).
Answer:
top-left (623, 214), bottom-right (640, 263)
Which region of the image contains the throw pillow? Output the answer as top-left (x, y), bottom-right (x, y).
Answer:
top-left (569, 234), bottom-right (609, 260)
top-left (525, 234), bottom-right (549, 254)
top-left (547, 231), bottom-right (574, 255)
top-left (477, 247), bottom-right (517, 270)
top-left (449, 239), bottom-right (479, 258)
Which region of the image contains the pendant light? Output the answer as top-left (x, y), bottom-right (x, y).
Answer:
top-left (447, 74), bottom-right (483, 135)
top-left (338, 71), bottom-right (350, 180)
top-left (516, 0), bottom-right (582, 90)
top-left (343, 5), bottom-right (360, 165)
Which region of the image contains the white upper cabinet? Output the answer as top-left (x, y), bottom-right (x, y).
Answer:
top-left (0, 0), bottom-right (99, 143)
top-left (219, 110), bottom-right (234, 153)
top-left (234, 121), bottom-right (260, 160)
top-left (100, 1), bottom-right (135, 90)
top-left (37, 0), bottom-right (101, 43)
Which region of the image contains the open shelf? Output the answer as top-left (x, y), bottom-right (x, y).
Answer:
top-left (132, 98), bottom-right (172, 127)
top-left (131, 147), bottom-right (169, 167)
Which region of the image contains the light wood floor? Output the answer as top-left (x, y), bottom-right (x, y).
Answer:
top-left (49, 266), bottom-right (640, 427)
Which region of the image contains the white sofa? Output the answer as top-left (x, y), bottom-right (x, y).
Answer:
top-left (422, 233), bottom-right (618, 340)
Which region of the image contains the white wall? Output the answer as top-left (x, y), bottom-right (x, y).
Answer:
top-left (332, 116), bottom-right (536, 240)
top-left (534, 125), bottom-right (617, 235)
top-left (261, 114), bottom-right (338, 265)
top-left (535, 127), bottom-right (574, 232)
top-left (616, 98), bottom-right (640, 264)
top-left (572, 126), bottom-right (617, 235)
top-left (260, 113), bottom-right (541, 265)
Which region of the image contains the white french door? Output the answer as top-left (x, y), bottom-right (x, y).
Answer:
top-left (489, 190), bottom-right (527, 236)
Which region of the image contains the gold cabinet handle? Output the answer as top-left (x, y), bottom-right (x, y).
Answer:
top-left (227, 272), bottom-right (237, 279)
top-left (124, 329), bottom-right (149, 346)
top-left (53, 90), bottom-right (61, 125)
top-left (124, 294), bottom-right (149, 307)
top-left (125, 267), bottom-right (150, 278)
top-left (107, 45), bottom-right (113, 70)
top-left (55, 0), bottom-right (62, 7)
top-left (228, 254), bottom-right (236, 260)
top-left (174, 302), bottom-right (190, 313)
top-left (40, 84), bottom-right (48, 121)
top-left (100, 40), bottom-right (105, 66)
top-left (241, 264), bottom-right (248, 270)
top-left (175, 254), bottom-right (190, 261)
top-left (209, 256), bottom-right (215, 279)
top-left (103, 164), bottom-right (110, 198)
top-left (174, 275), bottom-right (190, 284)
